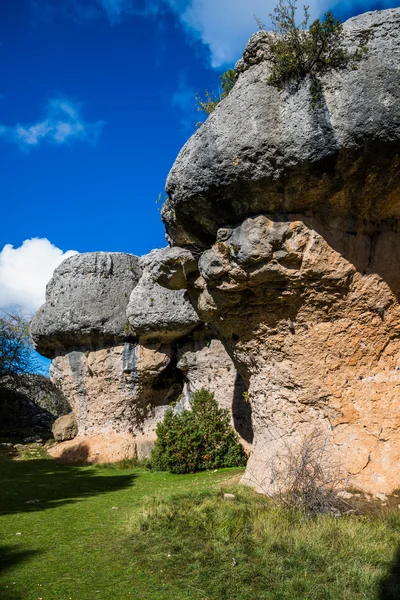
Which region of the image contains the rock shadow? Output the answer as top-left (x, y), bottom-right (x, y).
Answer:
top-left (0, 451), bottom-right (136, 517)
top-left (232, 373), bottom-right (253, 444)
top-left (378, 546), bottom-right (400, 599)
top-left (0, 545), bottom-right (40, 600)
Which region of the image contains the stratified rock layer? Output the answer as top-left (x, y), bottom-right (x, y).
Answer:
top-left (159, 9), bottom-right (400, 494)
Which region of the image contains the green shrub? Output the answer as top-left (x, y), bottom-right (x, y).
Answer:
top-left (258, 0), bottom-right (367, 99)
top-left (195, 68), bottom-right (236, 118)
top-left (150, 388), bottom-right (247, 474)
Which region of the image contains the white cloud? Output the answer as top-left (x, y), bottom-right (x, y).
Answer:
top-left (0, 239), bottom-right (78, 314)
top-left (0, 98), bottom-right (104, 149)
top-left (172, 0), bottom-right (332, 67)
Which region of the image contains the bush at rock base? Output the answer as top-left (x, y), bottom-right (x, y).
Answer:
top-left (150, 388), bottom-right (247, 474)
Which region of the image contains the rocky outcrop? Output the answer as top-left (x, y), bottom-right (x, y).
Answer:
top-left (163, 9), bottom-right (400, 247)
top-left (31, 250), bottom-right (250, 460)
top-left (159, 9), bottom-right (400, 494)
top-left (126, 249), bottom-right (200, 342)
top-left (31, 252), bottom-right (141, 356)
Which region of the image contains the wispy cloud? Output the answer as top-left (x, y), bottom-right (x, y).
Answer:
top-left (0, 238), bottom-right (78, 314)
top-left (0, 97), bottom-right (105, 149)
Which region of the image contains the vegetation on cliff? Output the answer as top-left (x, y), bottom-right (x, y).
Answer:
top-left (195, 68), bottom-right (236, 118)
top-left (257, 0), bottom-right (367, 102)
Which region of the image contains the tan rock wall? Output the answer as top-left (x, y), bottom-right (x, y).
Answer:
top-left (49, 337), bottom-right (252, 459)
top-left (187, 215), bottom-right (400, 494)
top-left (50, 342), bottom-right (181, 437)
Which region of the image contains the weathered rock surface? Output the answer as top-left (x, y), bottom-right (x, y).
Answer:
top-left (159, 9), bottom-right (400, 494)
top-left (52, 412), bottom-right (78, 442)
top-left (31, 250), bottom-right (250, 460)
top-left (126, 249), bottom-right (200, 342)
top-left (49, 342), bottom-right (181, 436)
top-left (163, 9), bottom-right (400, 247)
top-left (31, 252), bottom-right (141, 358)
top-left (177, 215), bottom-right (400, 493)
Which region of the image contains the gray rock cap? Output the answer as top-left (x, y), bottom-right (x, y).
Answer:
top-left (31, 252), bottom-right (141, 358)
top-left (126, 249), bottom-right (200, 342)
top-left (163, 9), bottom-right (400, 246)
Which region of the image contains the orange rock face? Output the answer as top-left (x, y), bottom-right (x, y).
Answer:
top-left (183, 215), bottom-right (400, 494)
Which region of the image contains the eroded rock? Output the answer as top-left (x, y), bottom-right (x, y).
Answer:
top-left (31, 252), bottom-right (141, 357)
top-left (52, 412), bottom-right (78, 442)
top-left (31, 250), bottom-right (250, 460)
top-left (126, 249), bottom-right (200, 342)
top-left (159, 9), bottom-right (400, 494)
top-left (163, 9), bottom-right (400, 247)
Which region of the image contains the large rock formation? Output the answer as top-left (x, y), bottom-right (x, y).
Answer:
top-left (31, 251), bottom-right (250, 461)
top-left (163, 9), bottom-right (400, 247)
top-left (159, 9), bottom-right (400, 494)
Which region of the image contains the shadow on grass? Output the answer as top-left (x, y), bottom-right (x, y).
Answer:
top-left (378, 546), bottom-right (400, 599)
top-left (0, 545), bottom-right (41, 600)
top-left (0, 451), bottom-right (137, 516)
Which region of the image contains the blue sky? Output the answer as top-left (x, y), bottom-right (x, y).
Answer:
top-left (1, 0), bottom-right (400, 319)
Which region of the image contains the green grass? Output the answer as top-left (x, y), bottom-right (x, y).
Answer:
top-left (0, 445), bottom-right (242, 600)
top-left (1, 446), bottom-right (400, 600)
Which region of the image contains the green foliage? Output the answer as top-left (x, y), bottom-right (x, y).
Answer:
top-left (150, 388), bottom-right (247, 474)
top-left (0, 310), bottom-right (35, 380)
top-left (195, 68), bottom-right (237, 118)
top-left (259, 0), bottom-right (367, 99)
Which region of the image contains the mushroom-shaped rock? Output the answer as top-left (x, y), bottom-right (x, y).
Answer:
top-left (126, 249), bottom-right (200, 342)
top-left (31, 252), bottom-right (141, 358)
top-left (163, 9), bottom-right (400, 247)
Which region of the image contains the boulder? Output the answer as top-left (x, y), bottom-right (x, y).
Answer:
top-left (126, 249), bottom-right (200, 342)
top-left (163, 9), bottom-right (400, 247)
top-left (31, 252), bottom-right (141, 358)
top-left (52, 412), bottom-right (78, 442)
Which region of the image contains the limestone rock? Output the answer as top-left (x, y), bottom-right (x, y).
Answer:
top-left (177, 337), bottom-right (252, 449)
top-left (49, 343), bottom-right (181, 437)
top-left (30, 250), bottom-right (250, 461)
top-left (48, 434), bottom-right (136, 463)
top-left (52, 412), bottom-right (78, 442)
top-left (126, 249), bottom-right (200, 342)
top-left (163, 9), bottom-right (400, 246)
top-left (31, 252), bottom-right (141, 358)
top-left (177, 214), bottom-right (400, 494)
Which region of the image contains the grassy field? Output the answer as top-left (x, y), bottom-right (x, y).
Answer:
top-left (1, 444), bottom-right (400, 600)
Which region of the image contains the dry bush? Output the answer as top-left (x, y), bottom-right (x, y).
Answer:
top-left (269, 429), bottom-right (350, 515)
